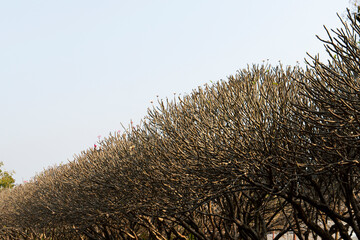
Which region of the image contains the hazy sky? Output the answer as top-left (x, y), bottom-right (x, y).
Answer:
top-left (0, 1), bottom-right (351, 183)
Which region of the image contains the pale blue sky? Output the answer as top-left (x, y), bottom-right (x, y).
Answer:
top-left (0, 1), bottom-right (351, 183)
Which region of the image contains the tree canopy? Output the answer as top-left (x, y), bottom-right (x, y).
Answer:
top-left (0, 162), bottom-right (15, 189)
top-left (0, 8), bottom-right (359, 240)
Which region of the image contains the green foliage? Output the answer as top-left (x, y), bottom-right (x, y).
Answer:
top-left (188, 234), bottom-right (196, 240)
top-left (0, 162), bottom-right (15, 189)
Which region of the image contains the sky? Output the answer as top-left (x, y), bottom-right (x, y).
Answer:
top-left (0, 0), bottom-right (352, 183)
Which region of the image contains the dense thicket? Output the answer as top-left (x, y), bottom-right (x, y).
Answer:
top-left (0, 11), bottom-right (359, 240)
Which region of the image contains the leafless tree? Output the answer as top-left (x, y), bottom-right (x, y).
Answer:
top-left (0, 9), bottom-right (359, 240)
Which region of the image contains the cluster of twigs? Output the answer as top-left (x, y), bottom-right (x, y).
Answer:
top-left (0, 11), bottom-right (359, 240)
